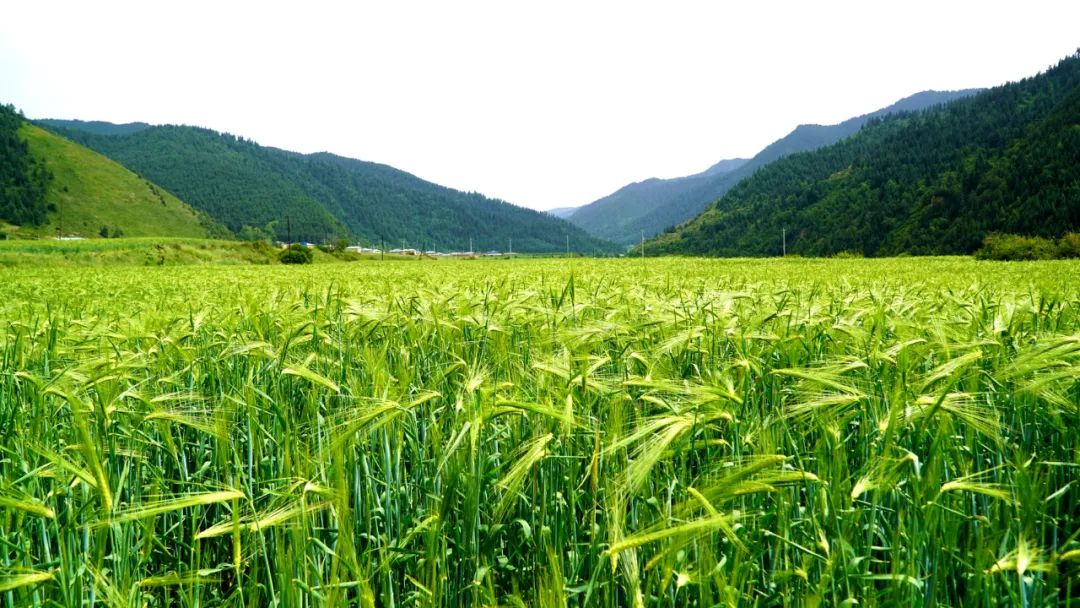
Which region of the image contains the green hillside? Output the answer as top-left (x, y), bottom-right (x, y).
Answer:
top-left (570, 90), bottom-right (979, 245)
top-left (1, 105), bottom-right (222, 240)
top-left (39, 122), bottom-right (616, 253)
top-left (649, 53), bottom-right (1080, 257)
top-left (12, 125), bottom-right (223, 239)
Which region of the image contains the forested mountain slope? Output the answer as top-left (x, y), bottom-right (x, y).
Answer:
top-left (566, 157), bottom-right (747, 244)
top-left (571, 90), bottom-right (979, 245)
top-left (40, 121), bottom-right (614, 252)
top-left (648, 53), bottom-right (1080, 256)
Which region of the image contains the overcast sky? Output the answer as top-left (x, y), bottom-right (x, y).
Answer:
top-left (2, 1), bottom-right (1078, 211)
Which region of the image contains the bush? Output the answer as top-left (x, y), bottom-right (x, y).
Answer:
top-left (976, 233), bottom-right (1073, 261)
top-left (248, 239), bottom-right (277, 261)
top-left (832, 250), bottom-right (864, 259)
top-left (279, 243), bottom-right (313, 264)
top-left (1059, 232), bottom-right (1080, 259)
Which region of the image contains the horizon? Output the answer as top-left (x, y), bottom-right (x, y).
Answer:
top-left (2, 1), bottom-right (1079, 210)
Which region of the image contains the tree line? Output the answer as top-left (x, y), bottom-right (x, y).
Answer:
top-left (0, 104), bottom-right (52, 227)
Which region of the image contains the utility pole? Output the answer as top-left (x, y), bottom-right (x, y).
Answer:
top-left (508, 237), bottom-right (512, 255)
top-left (565, 234), bottom-right (570, 257)
top-left (381, 239), bottom-right (384, 261)
top-left (287, 216), bottom-right (292, 244)
top-left (641, 230), bottom-right (645, 259)
top-left (782, 228), bottom-right (786, 257)
top-left (469, 236), bottom-right (473, 254)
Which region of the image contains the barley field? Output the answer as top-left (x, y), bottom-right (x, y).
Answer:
top-left (1, 258), bottom-right (1079, 607)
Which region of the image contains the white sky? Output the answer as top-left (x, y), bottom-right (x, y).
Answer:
top-left (2, 1), bottom-right (1078, 211)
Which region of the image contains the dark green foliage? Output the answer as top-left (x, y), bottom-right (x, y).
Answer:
top-left (571, 90), bottom-right (980, 244)
top-left (1061, 233), bottom-right (1080, 258)
top-left (37, 119), bottom-right (151, 136)
top-left (279, 243), bottom-right (313, 264)
top-left (97, 225), bottom-right (126, 239)
top-left (237, 222), bottom-right (277, 242)
top-left (0, 105), bottom-right (52, 226)
top-left (976, 232), bottom-right (1080, 260)
top-left (300, 152), bottom-right (613, 253)
top-left (38, 121), bottom-right (615, 253)
top-left (650, 53), bottom-right (1080, 257)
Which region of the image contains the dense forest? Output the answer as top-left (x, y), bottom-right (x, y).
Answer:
top-left (570, 90), bottom-right (979, 245)
top-left (39, 122), bottom-right (614, 253)
top-left (648, 53), bottom-right (1080, 257)
top-left (39, 119), bottom-right (152, 137)
top-left (0, 104), bottom-right (52, 226)
top-left (38, 124), bottom-right (349, 243)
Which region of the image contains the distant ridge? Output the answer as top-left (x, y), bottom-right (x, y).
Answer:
top-left (569, 89), bottom-right (982, 245)
top-left (546, 206), bottom-right (578, 219)
top-left (564, 157), bottom-right (748, 245)
top-left (40, 119), bottom-right (152, 137)
top-left (648, 54), bottom-right (1080, 257)
top-left (38, 120), bottom-right (616, 253)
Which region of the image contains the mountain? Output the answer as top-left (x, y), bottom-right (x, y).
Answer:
top-left (566, 157), bottom-right (748, 244)
top-left (700, 158), bottom-right (750, 177)
top-left (569, 89), bottom-right (981, 245)
top-left (546, 206), bottom-right (578, 219)
top-left (0, 104), bottom-right (221, 239)
top-left (648, 53), bottom-right (1080, 257)
top-left (37, 121), bottom-right (615, 253)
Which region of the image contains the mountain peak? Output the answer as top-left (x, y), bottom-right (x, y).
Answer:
top-left (648, 54), bottom-right (1080, 257)
top-left (566, 88), bottom-right (980, 245)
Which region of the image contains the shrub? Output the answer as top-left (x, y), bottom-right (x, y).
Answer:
top-left (832, 250), bottom-right (864, 259)
top-left (975, 233), bottom-right (1059, 260)
top-left (248, 239), bottom-right (277, 260)
top-left (279, 243), bottom-right (313, 264)
top-left (1059, 232), bottom-right (1080, 259)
